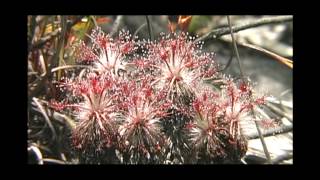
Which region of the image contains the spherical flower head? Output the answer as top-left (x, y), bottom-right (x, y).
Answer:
top-left (117, 79), bottom-right (170, 163)
top-left (186, 79), bottom-right (266, 162)
top-left (212, 79), bottom-right (266, 161)
top-left (74, 27), bottom-right (136, 77)
top-left (221, 79), bottom-right (266, 140)
top-left (53, 72), bottom-right (120, 157)
top-left (145, 32), bottom-right (217, 106)
top-left (187, 87), bottom-right (232, 161)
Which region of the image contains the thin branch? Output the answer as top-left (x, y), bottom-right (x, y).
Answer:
top-left (133, 23), bottom-right (147, 39)
top-left (110, 15), bottom-right (124, 37)
top-left (247, 124), bottom-right (292, 140)
top-left (218, 36), bottom-right (293, 69)
top-left (30, 16), bottom-right (84, 52)
top-left (50, 16), bottom-right (67, 80)
top-left (28, 16), bottom-right (37, 50)
top-left (146, 16), bottom-right (154, 41)
top-left (42, 158), bottom-right (66, 164)
top-left (28, 73), bottom-right (48, 99)
top-left (243, 154), bottom-right (267, 164)
top-left (225, 15), bottom-right (272, 164)
top-left (31, 105), bottom-right (76, 130)
top-left (51, 65), bottom-right (90, 73)
top-left (218, 51), bottom-right (233, 72)
top-left (28, 145), bottom-right (44, 164)
top-left (195, 16), bottom-right (292, 43)
top-left (272, 153), bottom-right (292, 164)
top-left (60, 115), bottom-right (76, 130)
top-left (29, 28), bottom-right (60, 51)
top-left (265, 103), bottom-right (293, 121)
top-left (33, 97), bottom-right (57, 142)
top-left (35, 16), bottom-right (48, 25)
top-left (227, 16), bottom-right (244, 78)
top-left (52, 111), bottom-right (76, 130)
top-left (252, 110), bottom-right (272, 164)
top-left (90, 15), bottom-right (98, 27)
top-left (233, 41), bottom-right (293, 69)
top-left (241, 158), bottom-right (247, 164)
top-left (266, 97), bottom-right (292, 109)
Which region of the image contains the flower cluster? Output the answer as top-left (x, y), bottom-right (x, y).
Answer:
top-left (186, 80), bottom-right (264, 163)
top-left (50, 27), bottom-right (267, 164)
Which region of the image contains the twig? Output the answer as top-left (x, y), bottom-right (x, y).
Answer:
top-left (51, 16), bottom-right (68, 81)
top-left (247, 124), bottom-right (292, 140)
top-left (223, 15), bottom-right (272, 164)
top-left (236, 42), bottom-right (293, 69)
top-left (30, 16), bottom-right (85, 52)
top-left (31, 100), bottom-right (76, 130)
top-left (195, 16), bottom-right (292, 43)
top-left (225, 16), bottom-right (272, 164)
top-left (33, 97), bottom-right (57, 142)
top-left (28, 145), bottom-right (44, 164)
top-left (280, 89), bottom-right (292, 97)
top-left (227, 16), bottom-right (244, 78)
top-left (218, 51), bottom-right (233, 72)
top-left (90, 16), bottom-right (98, 27)
top-left (51, 65), bottom-right (90, 73)
top-left (272, 153), bottom-right (292, 164)
top-left (252, 110), bottom-right (272, 164)
top-left (28, 16), bottom-right (37, 51)
top-left (42, 158), bottom-right (66, 164)
top-left (52, 111), bottom-right (76, 130)
top-left (133, 23), bottom-right (147, 39)
top-left (243, 154), bottom-right (267, 164)
top-left (38, 50), bottom-right (47, 76)
top-left (241, 158), bottom-right (247, 164)
top-left (265, 96), bottom-right (292, 109)
top-left (146, 16), bottom-right (154, 41)
top-left (28, 73), bottom-right (48, 99)
top-left (279, 89), bottom-right (292, 112)
top-left (110, 15), bottom-right (124, 37)
top-left (35, 16), bottom-right (47, 25)
top-left (265, 103), bottom-right (293, 120)
top-left (29, 28), bottom-right (60, 51)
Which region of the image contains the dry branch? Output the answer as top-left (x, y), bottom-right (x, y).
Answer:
top-left (247, 124), bottom-right (292, 140)
top-left (110, 15), bottom-right (124, 37)
top-left (29, 28), bottom-right (60, 51)
top-left (195, 16), bottom-right (292, 42)
top-left (146, 16), bottom-right (154, 41)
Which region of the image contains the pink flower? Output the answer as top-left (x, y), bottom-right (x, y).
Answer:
top-left (74, 27), bottom-right (136, 77)
top-left (222, 80), bottom-right (266, 141)
top-left (187, 80), bottom-right (264, 161)
top-left (116, 80), bottom-right (170, 162)
top-left (144, 33), bottom-right (217, 105)
top-left (188, 89), bottom-right (230, 159)
top-left (55, 72), bottom-right (120, 152)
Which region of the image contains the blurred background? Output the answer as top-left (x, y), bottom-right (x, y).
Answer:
top-left (28, 15), bottom-right (292, 164)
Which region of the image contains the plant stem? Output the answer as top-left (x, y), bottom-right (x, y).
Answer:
top-left (227, 16), bottom-right (244, 78)
top-left (146, 16), bottom-right (154, 41)
top-left (195, 16), bottom-right (292, 42)
top-left (110, 15), bottom-right (124, 37)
